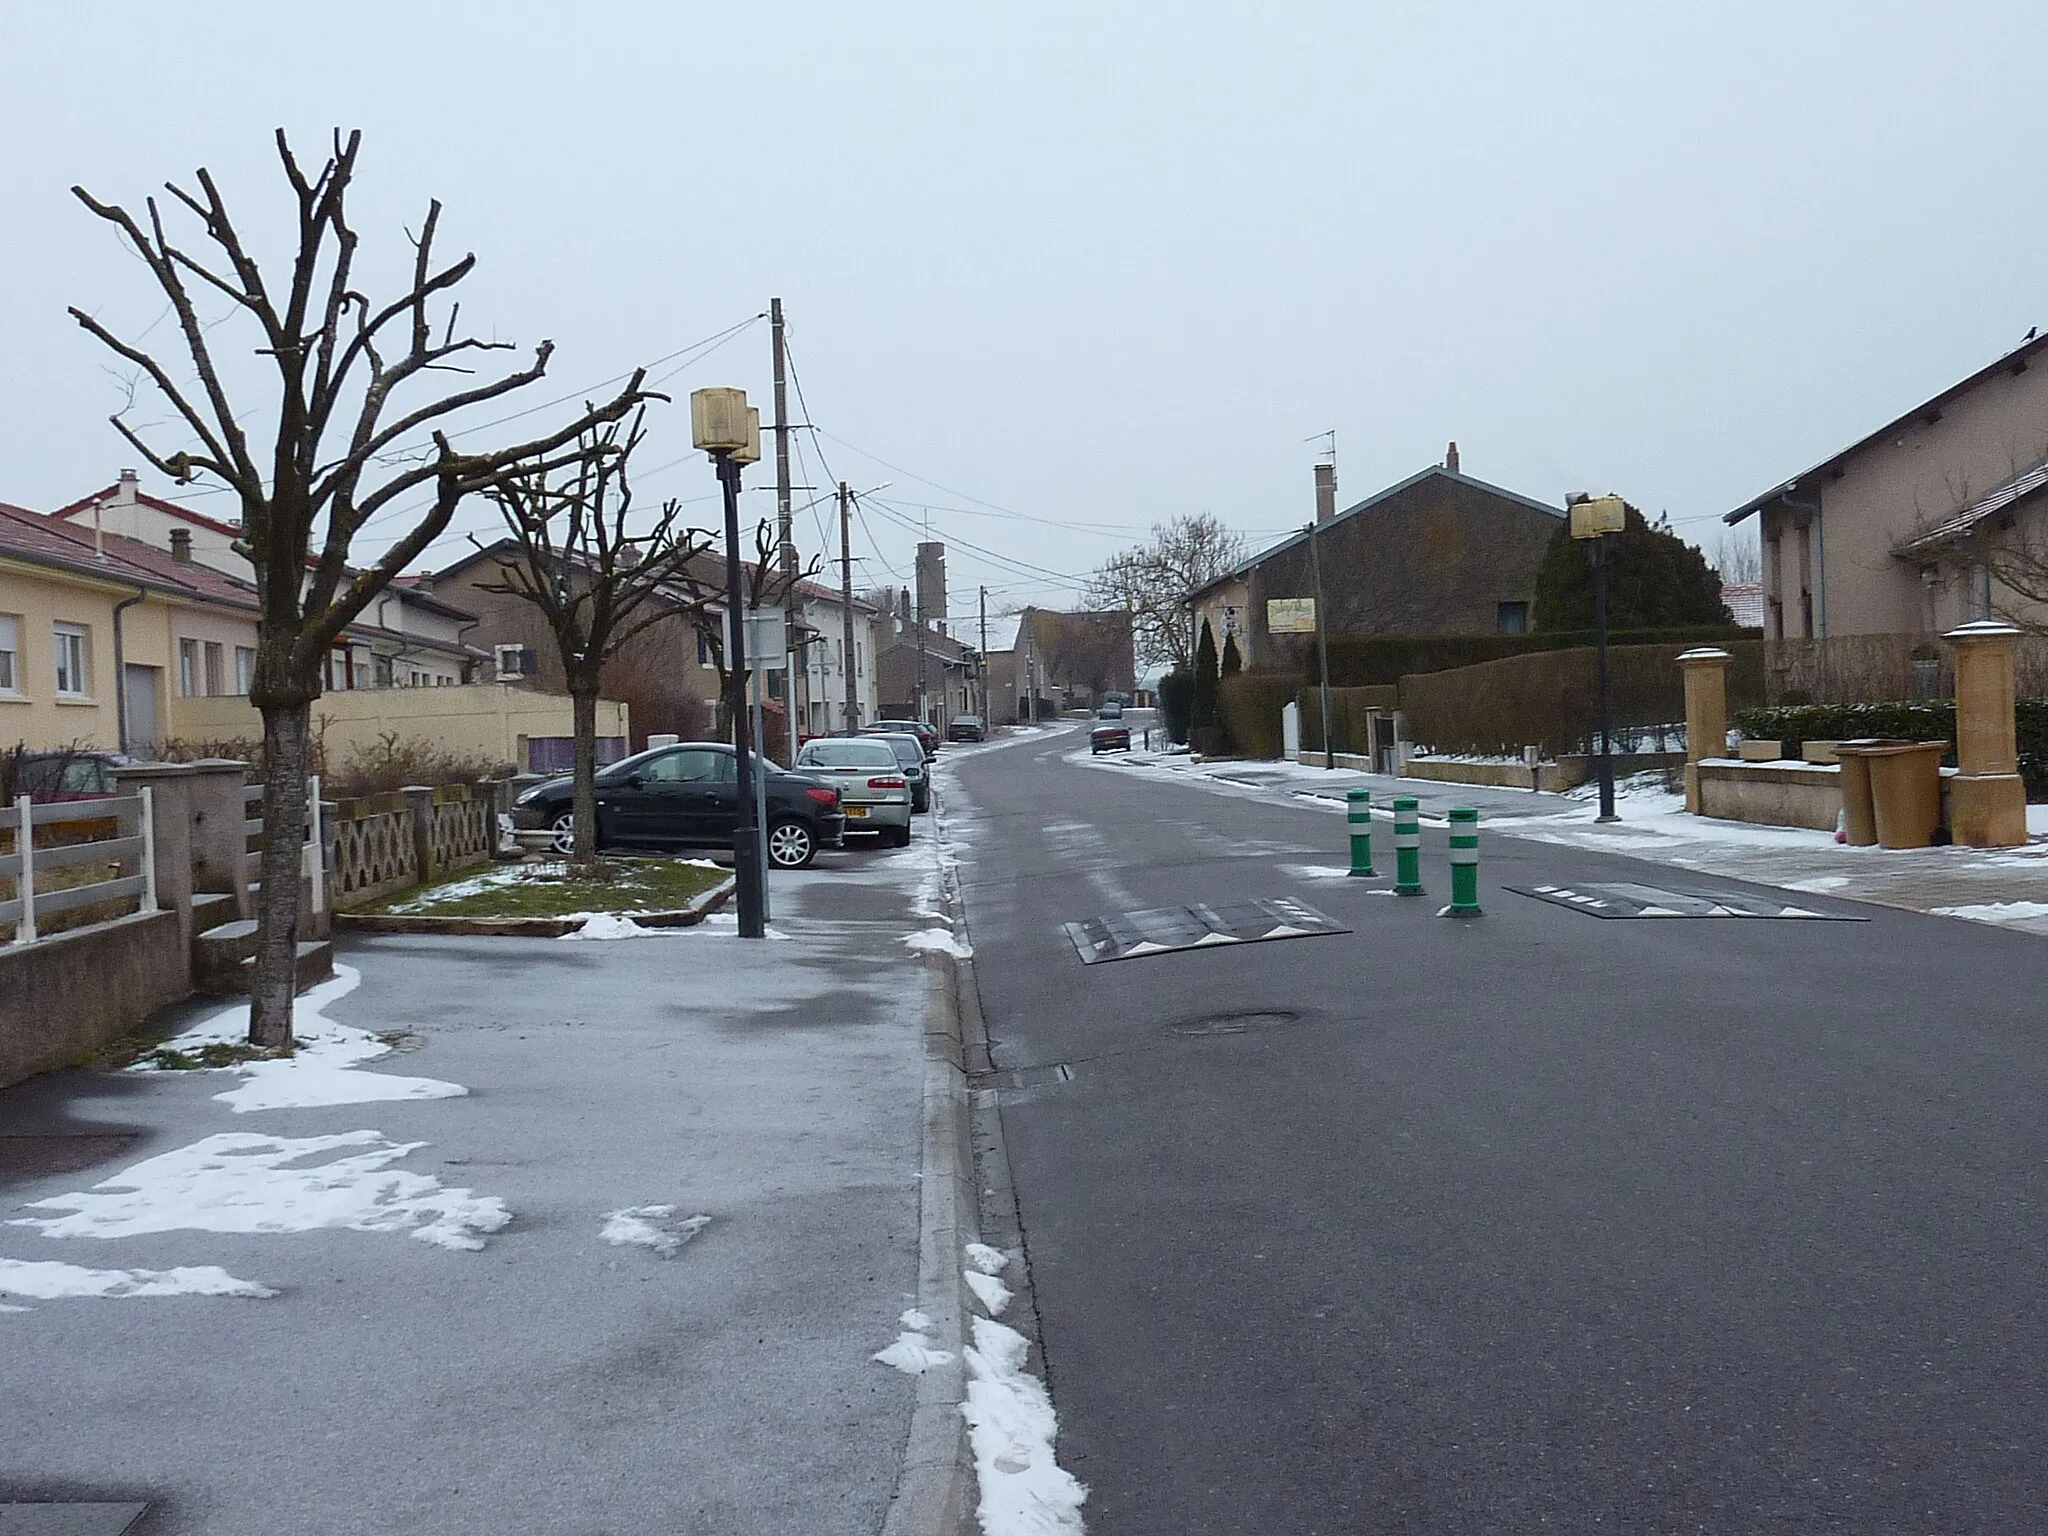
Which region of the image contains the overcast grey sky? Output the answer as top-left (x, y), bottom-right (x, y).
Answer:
top-left (5, 2), bottom-right (2047, 627)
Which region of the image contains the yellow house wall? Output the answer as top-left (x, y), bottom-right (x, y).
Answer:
top-left (168, 682), bottom-right (629, 771)
top-left (0, 560), bottom-right (182, 751)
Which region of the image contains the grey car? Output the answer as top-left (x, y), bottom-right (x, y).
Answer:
top-left (793, 737), bottom-right (915, 846)
top-left (863, 730), bottom-right (930, 813)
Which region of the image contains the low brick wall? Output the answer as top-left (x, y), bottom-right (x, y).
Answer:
top-left (1342, 751), bottom-right (1686, 794)
top-left (329, 782), bottom-right (504, 911)
top-left (0, 909), bottom-right (188, 1088)
top-left (1696, 758), bottom-right (1842, 831)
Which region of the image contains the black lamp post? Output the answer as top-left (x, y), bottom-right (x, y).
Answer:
top-left (1569, 493), bottom-right (1627, 823)
top-left (695, 388), bottom-right (767, 937)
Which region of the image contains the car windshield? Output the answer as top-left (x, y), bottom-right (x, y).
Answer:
top-left (799, 741), bottom-right (898, 769)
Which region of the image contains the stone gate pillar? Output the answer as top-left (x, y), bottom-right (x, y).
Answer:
top-left (1676, 648), bottom-right (1733, 815)
top-left (1944, 620), bottom-right (2027, 848)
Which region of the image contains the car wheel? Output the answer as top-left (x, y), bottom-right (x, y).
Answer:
top-left (766, 819), bottom-right (817, 869)
top-left (893, 823), bottom-right (913, 848)
top-left (548, 812), bottom-right (577, 856)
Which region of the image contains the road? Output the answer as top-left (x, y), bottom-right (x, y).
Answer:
top-left (948, 723), bottom-right (2048, 1534)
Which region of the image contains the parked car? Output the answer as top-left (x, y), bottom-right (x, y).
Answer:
top-left (1096, 700), bottom-right (1124, 720)
top-left (793, 737), bottom-right (914, 846)
top-left (871, 718), bottom-right (940, 756)
top-left (1090, 718), bottom-right (1132, 754)
top-left (511, 742), bottom-right (844, 868)
top-left (3, 747), bottom-right (129, 802)
top-left (948, 714), bottom-right (987, 743)
top-left (863, 731), bottom-right (931, 813)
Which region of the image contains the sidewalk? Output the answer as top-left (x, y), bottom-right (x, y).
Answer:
top-left (0, 837), bottom-right (952, 1534)
top-left (1087, 746), bottom-right (2048, 934)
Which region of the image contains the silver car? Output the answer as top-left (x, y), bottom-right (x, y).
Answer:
top-left (793, 737), bottom-right (915, 846)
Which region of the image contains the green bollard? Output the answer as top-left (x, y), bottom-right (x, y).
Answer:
top-left (1446, 805), bottom-right (1481, 917)
top-left (1393, 796), bottom-right (1423, 896)
top-left (1346, 788), bottom-right (1375, 876)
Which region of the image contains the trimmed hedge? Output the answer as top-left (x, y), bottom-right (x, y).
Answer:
top-left (1309, 625), bottom-right (1757, 686)
top-left (1217, 672), bottom-right (1298, 759)
top-left (1301, 685), bottom-right (1402, 756)
top-left (1730, 699), bottom-right (2048, 798)
top-left (1159, 670), bottom-right (1194, 745)
top-left (1401, 641), bottom-right (1766, 757)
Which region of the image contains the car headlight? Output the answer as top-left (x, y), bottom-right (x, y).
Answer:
top-left (515, 786), bottom-right (543, 806)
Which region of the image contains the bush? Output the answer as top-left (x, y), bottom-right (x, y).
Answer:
top-left (1531, 502), bottom-right (1729, 631)
top-left (328, 733), bottom-right (504, 800)
top-left (1731, 699), bottom-right (2048, 798)
top-left (1217, 672), bottom-right (1296, 758)
top-left (1159, 670), bottom-right (1194, 744)
top-left (1300, 685), bottom-right (1400, 755)
top-left (1401, 641), bottom-right (1766, 757)
top-left (1309, 625), bottom-right (1755, 686)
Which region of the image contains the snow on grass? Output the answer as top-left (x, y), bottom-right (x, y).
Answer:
top-left (0, 1257), bottom-right (275, 1302)
top-left (560, 912), bottom-right (655, 941)
top-left (905, 927), bottom-right (974, 959)
top-left (132, 965), bottom-right (468, 1114)
top-left (962, 1315), bottom-right (1088, 1535)
top-left (382, 862), bottom-right (532, 911)
top-left (599, 1205), bottom-right (709, 1257)
top-left (11, 1130), bottom-right (511, 1252)
top-left (1930, 901), bottom-right (2048, 926)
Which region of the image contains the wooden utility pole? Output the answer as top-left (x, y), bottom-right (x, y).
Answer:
top-left (771, 297), bottom-right (799, 750)
top-left (839, 481), bottom-right (859, 734)
top-left (979, 585), bottom-right (988, 720)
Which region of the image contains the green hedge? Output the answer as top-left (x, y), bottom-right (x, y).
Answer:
top-left (1730, 699), bottom-right (2048, 798)
top-left (1217, 673), bottom-right (1297, 759)
top-left (1301, 685), bottom-right (1401, 755)
top-left (1310, 625), bottom-right (1757, 686)
top-left (1159, 670), bottom-right (1194, 744)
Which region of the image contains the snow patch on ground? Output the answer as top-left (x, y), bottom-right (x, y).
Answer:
top-left (905, 927), bottom-right (974, 959)
top-left (0, 1257), bottom-right (275, 1302)
top-left (965, 1242), bottom-right (1008, 1275)
top-left (560, 912), bottom-right (655, 941)
top-left (965, 1269), bottom-right (1012, 1316)
top-left (690, 912), bottom-right (790, 940)
top-left (874, 1324), bottom-right (956, 1374)
top-left (1279, 863), bottom-right (1358, 882)
top-left (962, 1315), bottom-right (1088, 1535)
top-left (600, 1205), bottom-right (710, 1257)
top-left (382, 862), bottom-right (532, 912)
top-left (1930, 900), bottom-right (2048, 925)
top-left (133, 966), bottom-right (469, 1114)
top-left (12, 1130), bottom-right (511, 1252)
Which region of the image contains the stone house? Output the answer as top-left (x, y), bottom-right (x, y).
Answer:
top-left (1192, 446), bottom-right (1563, 671)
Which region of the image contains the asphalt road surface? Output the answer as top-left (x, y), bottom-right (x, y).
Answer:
top-left (949, 725), bottom-right (2048, 1535)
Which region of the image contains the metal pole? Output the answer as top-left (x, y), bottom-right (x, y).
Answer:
top-left (719, 452), bottom-right (766, 937)
top-left (839, 482), bottom-right (859, 734)
top-left (1310, 519), bottom-right (1334, 770)
top-left (1594, 535), bottom-right (1617, 822)
top-left (751, 662), bottom-right (771, 921)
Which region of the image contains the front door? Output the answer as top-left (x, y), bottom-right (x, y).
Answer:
top-left (123, 665), bottom-right (160, 756)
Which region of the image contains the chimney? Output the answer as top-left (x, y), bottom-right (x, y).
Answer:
top-left (116, 468), bottom-right (140, 505)
top-left (1444, 441), bottom-right (1460, 475)
top-left (411, 572), bottom-right (435, 595)
top-left (169, 527), bottom-right (193, 564)
top-left (1313, 462), bottom-right (1336, 524)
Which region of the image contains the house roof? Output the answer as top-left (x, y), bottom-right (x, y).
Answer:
top-left (52, 481), bottom-right (244, 540)
top-left (1720, 581), bottom-right (1767, 628)
top-left (1190, 464), bottom-right (1562, 601)
top-left (1723, 332), bottom-right (2048, 526)
top-left (1892, 456), bottom-right (2048, 559)
top-left (0, 501), bottom-right (261, 613)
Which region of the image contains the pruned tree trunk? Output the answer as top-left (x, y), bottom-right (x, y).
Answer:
top-left (570, 685), bottom-right (600, 869)
top-left (249, 697), bottom-right (312, 1049)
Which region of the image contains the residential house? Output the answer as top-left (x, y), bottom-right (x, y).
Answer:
top-left (0, 500), bottom-right (262, 753)
top-left (1010, 607), bottom-right (1135, 715)
top-left (873, 589), bottom-right (981, 726)
top-left (1192, 446), bottom-right (1562, 671)
top-left (788, 579), bottom-right (882, 737)
top-left (1723, 333), bottom-right (2048, 642)
top-left (55, 471), bottom-right (483, 690)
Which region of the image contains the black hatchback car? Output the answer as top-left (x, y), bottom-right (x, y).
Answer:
top-left (511, 743), bottom-right (846, 868)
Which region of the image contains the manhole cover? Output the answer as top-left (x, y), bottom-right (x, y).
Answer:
top-left (1169, 1011), bottom-right (1300, 1038)
top-left (972, 1062), bottom-right (1075, 1092)
top-left (0, 1505), bottom-right (149, 1536)
top-left (0, 1136), bottom-right (140, 1188)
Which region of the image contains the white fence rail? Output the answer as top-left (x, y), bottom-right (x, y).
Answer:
top-left (1, 790), bottom-right (158, 947)
top-left (243, 776), bottom-right (328, 917)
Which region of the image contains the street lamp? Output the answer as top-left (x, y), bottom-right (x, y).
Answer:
top-left (694, 387), bottom-right (768, 938)
top-left (1569, 492), bottom-right (1627, 823)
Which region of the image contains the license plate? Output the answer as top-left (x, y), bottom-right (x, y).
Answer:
top-left (846, 806), bottom-right (868, 818)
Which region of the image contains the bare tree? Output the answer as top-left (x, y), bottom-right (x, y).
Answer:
top-left (475, 409), bottom-right (716, 867)
top-left (1714, 530), bottom-right (1763, 586)
top-left (671, 522), bottom-right (821, 738)
top-left (71, 130), bottom-right (653, 1045)
top-left (1082, 513), bottom-right (1247, 674)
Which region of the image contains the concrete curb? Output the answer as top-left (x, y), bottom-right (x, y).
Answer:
top-left (332, 876), bottom-right (735, 937)
top-left (882, 797), bottom-right (977, 1536)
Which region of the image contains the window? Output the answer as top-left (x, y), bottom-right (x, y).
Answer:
top-left (0, 614), bottom-right (18, 693)
top-left (234, 646), bottom-right (256, 694)
top-left (495, 645), bottom-right (535, 682)
top-left (179, 638), bottom-right (201, 697)
top-left (696, 630), bottom-right (712, 666)
top-left (54, 623), bottom-right (89, 698)
top-left (1496, 601), bottom-right (1528, 635)
top-left (638, 748), bottom-right (725, 783)
top-left (204, 642), bottom-right (224, 697)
